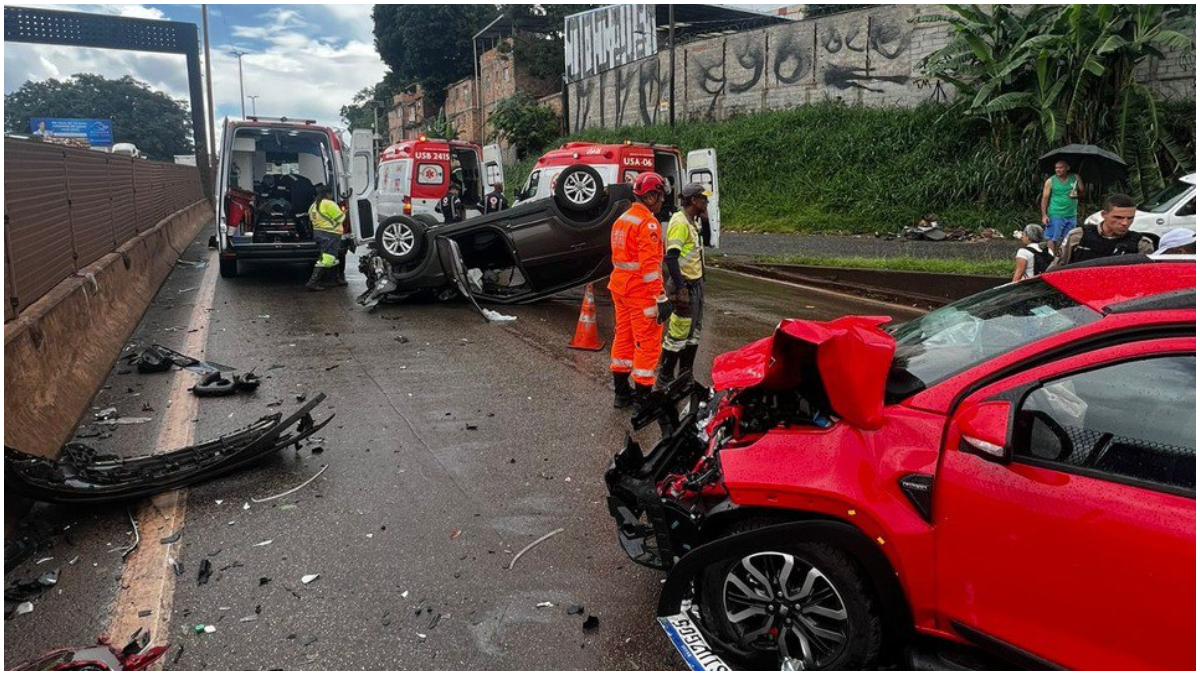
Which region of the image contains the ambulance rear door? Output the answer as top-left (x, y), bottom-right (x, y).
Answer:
top-left (686, 149), bottom-right (720, 248)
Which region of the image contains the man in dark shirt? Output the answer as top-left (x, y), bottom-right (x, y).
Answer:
top-left (1052, 193), bottom-right (1154, 268)
top-left (436, 181), bottom-right (465, 224)
top-left (484, 182), bottom-right (508, 214)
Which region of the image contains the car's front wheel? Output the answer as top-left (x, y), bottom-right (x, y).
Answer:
top-left (699, 541), bottom-right (882, 670)
top-left (375, 216), bottom-right (426, 266)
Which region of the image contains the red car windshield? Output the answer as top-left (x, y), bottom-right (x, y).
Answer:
top-left (889, 280), bottom-right (1100, 392)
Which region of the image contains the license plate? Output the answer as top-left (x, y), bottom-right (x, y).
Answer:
top-left (658, 613), bottom-right (732, 671)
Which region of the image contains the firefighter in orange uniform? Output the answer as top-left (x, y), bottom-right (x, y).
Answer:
top-left (609, 172), bottom-right (672, 410)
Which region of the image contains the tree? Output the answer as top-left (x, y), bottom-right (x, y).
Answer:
top-left (373, 5), bottom-right (498, 110)
top-left (423, 108), bottom-right (460, 140)
top-left (488, 94), bottom-right (559, 160)
top-left (4, 73), bottom-right (193, 161)
top-left (340, 82), bottom-right (391, 132)
top-left (916, 4), bottom-right (1195, 199)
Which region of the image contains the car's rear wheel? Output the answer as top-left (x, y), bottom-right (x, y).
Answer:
top-left (554, 164), bottom-right (605, 213)
top-left (698, 540), bottom-right (882, 670)
top-left (376, 216), bottom-right (426, 265)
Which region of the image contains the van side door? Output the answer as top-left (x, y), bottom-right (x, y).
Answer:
top-left (686, 149), bottom-right (720, 248)
top-left (933, 337), bottom-right (1196, 670)
top-left (347, 129), bottom-right (377, 242)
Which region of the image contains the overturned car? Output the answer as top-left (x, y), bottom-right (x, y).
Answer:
top-left (606, 258), bottom-right (1196, 671)
top-left (341, 131), bottom-right (721, 309)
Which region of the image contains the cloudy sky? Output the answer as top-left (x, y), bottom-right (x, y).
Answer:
top-left (5, 3), bottom-right (791, 150)
top-left (5, 3), bottom-right (386, 146)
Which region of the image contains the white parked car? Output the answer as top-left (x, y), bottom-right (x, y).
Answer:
top-left (1083, 173), bottom-right (1196, 238)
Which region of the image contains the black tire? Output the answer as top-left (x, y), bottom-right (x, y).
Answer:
top-left (412, 213), bottom-right (439, 228)
top-left (375, 216), bottom-right (426, 265)
top-left (193, 372), bottom-right (237, 397)
top-left (554, 163), bottom-right (605, 213)
top-left (697, 522), bottom-right (883, 670)
top-left (219, 256), bottom-right (239, 278)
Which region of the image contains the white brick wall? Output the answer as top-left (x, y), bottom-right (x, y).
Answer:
top-left (568, 4), bottom-right (1195, 131)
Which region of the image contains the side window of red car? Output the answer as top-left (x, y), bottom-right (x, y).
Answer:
top-left (1012, 355), bottom-right (1196, 494)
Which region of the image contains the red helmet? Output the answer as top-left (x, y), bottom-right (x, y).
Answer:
top-left (632, 172), bottom-right (666, 197)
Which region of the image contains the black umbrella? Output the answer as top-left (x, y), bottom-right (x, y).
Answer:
top-left (1039, 144), bottom-right (1128, 187)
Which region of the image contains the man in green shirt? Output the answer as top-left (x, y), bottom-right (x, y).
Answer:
top-left (306, 185), bottom-right (345, 291)
top-left (1041, 159), bottom-right (1084, 251)
top-left (658, 183), bottom-right (711, 385)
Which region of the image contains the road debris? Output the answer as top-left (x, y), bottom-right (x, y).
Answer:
top-left (567, 604), bottom-right (585, 615)
top-left (427, 612), bottom-right (442, 629)
top-left (121, 507), bottom-right (141, 559)
top-left (259, 577), bottom-right (271, 586)
top-left (197, 559), bottom-right (213, 586)
top-left (15, 601), bottom-right (34, 616)
top-left (450, 530), bottom-right (462, 540)
top-left (301, 574), bottom-right (320, 584)
top-left (160, 529), bottom-right (183, 545)
top-left (252, 540), bottom-right (273, 547)
top-left (482, 309), bottom-right (517, 322)
top-left (251, 465), bottom-right (329, 503)
top-left (194, 624), bottom-right (216, 634)
top-left (536, 602), bottom-right (554, 609)
top-left (9, 635), bottom-right (169, 670)
top-left (582, 615), bottom-right (600, 633)
top-left (507, 528), bottom-right (564, 571)
top-left (7, 397), bottom-right (332, 504)
top-left (169, 557), bottom-right (184, 576)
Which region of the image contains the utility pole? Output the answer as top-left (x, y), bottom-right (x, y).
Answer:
top-left (201, 5), bottom-right (216, 173)
top-left (669, 5), bottom-right (676, 128)
top-left (230, 49), bottom-right (247, 118)
top-left (247, 95), bottom-right (259, 117)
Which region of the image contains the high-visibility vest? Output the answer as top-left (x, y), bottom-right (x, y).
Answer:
top-left (666, 210), bottom-right (704, 280)
top-left (608, 202), bottom-right (664, 300)
top-left (309, 199), bottom-right (344, 234)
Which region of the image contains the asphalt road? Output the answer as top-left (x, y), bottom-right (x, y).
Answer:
top-left (4, 229), bottom-right (921, 670)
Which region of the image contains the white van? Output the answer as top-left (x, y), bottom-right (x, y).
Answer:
top-left (214, 117), bottom-right (353, 278)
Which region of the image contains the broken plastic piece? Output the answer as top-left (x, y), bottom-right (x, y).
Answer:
top-left (482, 309), bottom-right (517, 322)
top-left (536, 602), bottom-right (554, 609)
top-left (251, 465), bottom-right (329, 503)
top-left (567, 604), bottom-right (584, 615)
top-left (16, 601), bottom-right (33, 616)
top-left (301, 574), bottom-right (319, 584)
top-left (160, 530), bottom-right (183, 544)
top-left (121, 507), bottom-right (140, 559)
top-left (197, 559), bottom-right (212, 586)
top-left (8, 635), bottom-right (168, 671)
top-left (6, 396), bottom-right (333, 504)
top-left (252, 540), bottom-right (273, 547)
top-left (193, 372), bottom-right (237, 397)
top-left (582, 615), bottom-right (600, 633)
top-left (507, 528), bottom-right (564, 571)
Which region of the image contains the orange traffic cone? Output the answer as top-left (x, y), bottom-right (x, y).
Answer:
top-left (568, 283), bottom-right (605, 351)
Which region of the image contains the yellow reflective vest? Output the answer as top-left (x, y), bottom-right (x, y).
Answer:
top-left (665, 210), bottom-right (704, 280)
top-left (308, 199), bottom-right (345, 235)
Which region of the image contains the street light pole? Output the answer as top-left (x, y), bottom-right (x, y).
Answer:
top-left (230, 49), bottom-right (247, 118)
top-left (668, 5), bottom-right (676, 129)
top-left (247, 95), bottom-right (259, 118)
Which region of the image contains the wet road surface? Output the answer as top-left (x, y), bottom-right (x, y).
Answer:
top-left (4, 227), bottom-right (921, 670)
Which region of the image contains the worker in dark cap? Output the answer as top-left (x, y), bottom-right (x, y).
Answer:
top-left (658, 182), bottom-right (712, 385)
top-left (436, 181), bottom-right (465, 223)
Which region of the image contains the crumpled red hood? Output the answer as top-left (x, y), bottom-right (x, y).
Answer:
top-left (710, 316), bottom-right (896, 430)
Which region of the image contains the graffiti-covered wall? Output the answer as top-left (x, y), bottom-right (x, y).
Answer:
top-left (568, 5), bottom-right (1195, 132)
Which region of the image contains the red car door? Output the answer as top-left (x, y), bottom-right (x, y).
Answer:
top-left (933, 338), bottom-right (1196, 670)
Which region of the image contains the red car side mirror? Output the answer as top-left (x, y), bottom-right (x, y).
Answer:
top-left (956, 400), bottom-right (1014, 464)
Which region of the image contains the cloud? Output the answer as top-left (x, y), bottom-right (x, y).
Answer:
top-left (5, 4), bottom-right (388, 142)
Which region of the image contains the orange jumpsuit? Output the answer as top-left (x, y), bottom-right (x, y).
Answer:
top-left (608, 201), bottom-right (665, 387)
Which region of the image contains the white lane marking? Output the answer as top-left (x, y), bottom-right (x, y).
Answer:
top-left (107, 240), bottom-right (218, 648)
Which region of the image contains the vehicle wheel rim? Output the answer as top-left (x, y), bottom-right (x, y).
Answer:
top-left (721, 552), bottom-right (850, 669)
top-left (381, 223), bottom-right (414, 256)
top-left (563, 171), bottom-right (597, 205)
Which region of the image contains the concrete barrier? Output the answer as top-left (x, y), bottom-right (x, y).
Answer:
top-left (4, 199), bottom-right (211, 460)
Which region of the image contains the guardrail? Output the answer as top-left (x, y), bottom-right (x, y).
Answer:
top-left (3, 137), bottom-right (204, 320)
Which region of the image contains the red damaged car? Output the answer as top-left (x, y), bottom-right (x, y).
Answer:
top-left (605, 256), bottom-right (1195, 671)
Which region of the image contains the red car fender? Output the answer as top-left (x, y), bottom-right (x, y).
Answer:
top-left (717, 405), bottom-right (946, 631)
